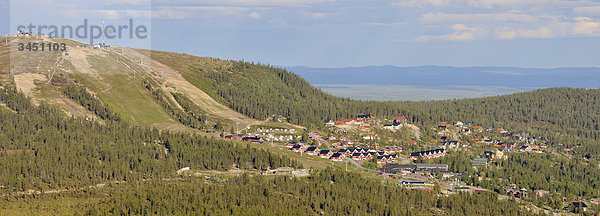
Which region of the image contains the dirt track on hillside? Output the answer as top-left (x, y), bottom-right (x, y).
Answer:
top-left (147, 54), bottom-right (260, 128)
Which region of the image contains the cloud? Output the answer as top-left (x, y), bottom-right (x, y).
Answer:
top-left (153, 0), bottom-right (334, 7)
top-left (248, 11), bottom-right (262, 19)
top-left (417, 24), bottom-right (487, 41)
top-left (495, 27), bottom-right (556, 39)
top-left (572, 17), bottom-right (600, 36)
top-left (90, 10), bottom-right (120, 19)
top-left (420, 13), bottom-right (539, 23)
top-left (464, 0), bottom-right (553, 9)
top-left (151, 6), bottom-right (252, 19)
top-left (298, 10), bottom-right (326, 19)
top-left (124, 10), bottom-right (151, 18)
top-left (363, 22), bottom-right (407, 26)
top-left (392, 0), bottom-right (456, 8)
top-left (393, 0), bottom-right (556, 8)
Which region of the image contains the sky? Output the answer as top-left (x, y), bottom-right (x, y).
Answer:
top-left (3, 0), bottom-right (600, 68)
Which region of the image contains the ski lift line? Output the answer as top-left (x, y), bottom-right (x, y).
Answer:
top-left (47, 57), bottom-right (65, 84)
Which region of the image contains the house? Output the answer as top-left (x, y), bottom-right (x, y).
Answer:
top-left (360, 125), bottom-right (372, 131)
top-left (357, 114), bottom-right (372, 120)
top-left (444, 141), bottom-right (459, 149)
top-left (285, 142), bottom-right (297, 148)
top-left (290, 144), bottom-right (305, 153)
top-left (395, 116), bottom-right (407, 123)
top-left (305, 147), bottom-right (320, 156)
top-left (472, 158), bottom-right (488, 167)
top-left (383, 119), bottom-right (403, 130)
top-left (319, 150), bottom-right (333, 158)
top-left (484, 151), bottom-right (495, 159)
top-left (400, 181), bottom-right (426, 187)
top-left (387, 154), bottom-right (398, 163)
top-left (242, 136), bottom-right (264, 143)
top-left (351, 153), bottom-right (365, 160)
top-left (223, 135), bottom-right (242, 140)
top-left (377, 155), bottom-right (397, 164)
top-left (454, 121), bottom-right (464, 127)
top-left (410, 149), bottom-right (446, 160)
top-left (590, 198), bottom-right (600, 204)
top-left (573, 202), bottom-right (589, 211)
top-left (383, 147), bottom-right (403, 154)
top-left (520, 145), bottom-right (532, 152)
top-left (330, 153), bottom-right (345, 161)
top-left (535, 190), bottom-right (549, 197)
top-left (324, 120), bottom-right (335, 127)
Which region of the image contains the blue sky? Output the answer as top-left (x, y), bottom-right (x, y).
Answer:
top-left (3, 0), bottom-right (600, 68)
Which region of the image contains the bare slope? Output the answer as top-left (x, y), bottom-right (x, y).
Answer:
top-left (1, 36), bottom-right (267, 132)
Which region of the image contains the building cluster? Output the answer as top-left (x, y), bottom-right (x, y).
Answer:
top-left (285, 142), bottom-right (402, 164)
top-left (409, 149), bottom-right (446, 160)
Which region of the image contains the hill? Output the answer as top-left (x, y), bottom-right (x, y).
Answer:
top-left (0, 35), bottom-right (265, 135)
top-left (150, 53), bottom-right (600, 158)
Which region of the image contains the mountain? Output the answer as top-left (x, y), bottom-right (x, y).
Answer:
top-left (286, 65), bottom-right (600, 100)
top-left (1, 35), bottom-right (599, 215)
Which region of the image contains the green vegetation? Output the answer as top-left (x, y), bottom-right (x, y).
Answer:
top-left (2, 168), bottom-right (538, 216)
top-left (142, 79), bottom-right (206, 129)
top-left (156, 58), bottom-right (599, 158)
top-left (0, 87), bottom-right (301, 192)
top-left (63, 83), bottom-right (121, 121)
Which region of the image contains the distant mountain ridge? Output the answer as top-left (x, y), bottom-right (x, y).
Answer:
top-left (286, 65), bottom-right (600, 88)
top-left (285, 65), bottom-right (600, 101)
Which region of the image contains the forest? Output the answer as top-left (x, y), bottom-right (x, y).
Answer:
top-left (3, 168), bottom-right (541, 216)
top-left (0, 84), bottom-right (547, 215)
top-left (171, 60), bottom-right (599, 157)
top-left (0, 86), bottom-right (301, 192)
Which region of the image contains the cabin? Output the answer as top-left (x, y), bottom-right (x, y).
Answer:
top-left (318, 150), bottom-right (333, 158)
top-left (324, 120), bottom-right (335, 127)
top-left (285, 142), bottom-right (297, 148)
top-left (410, 149), bottom-right (445, 160)
top-left (400, 181), bottom-right (426, 187)
top-left (572, 202), bottom-right (589, 212)
top-left (520, 145), bottom-right (532, 152)
top-left (535, 190), bottom-right (549, 197)
top-left (305, 147), bottom-right (320, 156)
top-left (290, 144), bottom-right (304, 153)
top-left (357, 114), bottom-right (372, 120)
top-left (223, 135), bottom-right (242, 140)
top-left (330, 153), bottom-right (345, 161)
top-left (378, 155), bottom-right (398, 164)
top-left (351, 153), bottom-right (365, 160)
top-left (242, 136), bottom-right (264, 143)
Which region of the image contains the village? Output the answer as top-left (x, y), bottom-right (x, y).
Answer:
top-left (219, 113), bottom-right (598, 214)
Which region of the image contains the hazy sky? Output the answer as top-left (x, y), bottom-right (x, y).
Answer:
top-left (3, 0), bottom-right (600, 68)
